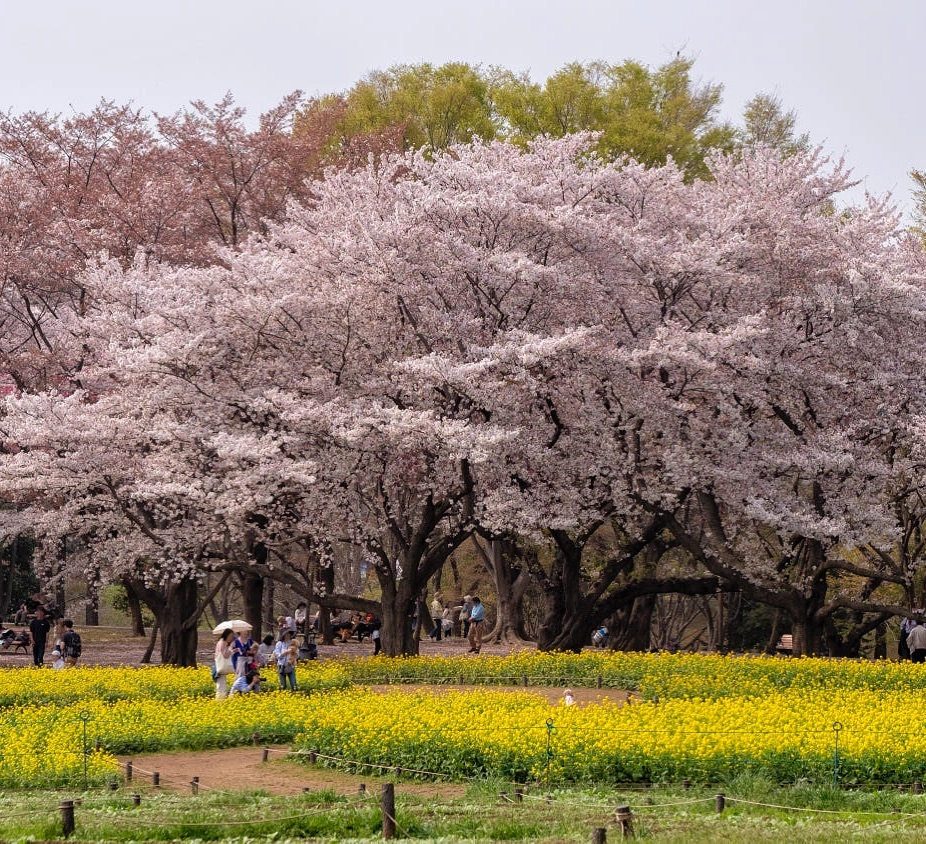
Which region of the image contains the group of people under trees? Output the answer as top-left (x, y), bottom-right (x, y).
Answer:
top-left (426, 594), bottom-right (486, 654)
top-left (213, 624), bottom-right (300, 699)
top-left (3, 602), bottom-right (82, 668)
top-left (210, 593), bottom-right (489, 694)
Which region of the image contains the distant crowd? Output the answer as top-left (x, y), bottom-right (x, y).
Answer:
top-left (1, 601), bottom-right (82, 668)
top-left (212, 594), bottom-right (490, 697)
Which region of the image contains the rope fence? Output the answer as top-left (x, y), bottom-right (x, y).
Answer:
top-left (13, 778), bottom-right (926, 842)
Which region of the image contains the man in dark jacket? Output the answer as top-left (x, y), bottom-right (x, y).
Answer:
top-left (29, 606), bottom-right (51, 667)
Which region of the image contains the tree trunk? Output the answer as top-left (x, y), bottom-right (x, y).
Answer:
top-left (874, 622), bottom-right (887, 660)
top-left (263, 576), bottom-right (275, 634)
top-left (85, 569), bottom-right (100, 627)
top-left (766, 609), bottom-right (784, 655)
top-left (534, 535), bottom-right (576, 651)
top-left (123, 578), bottom-right (146, 637)
top-left (475, 537), bottom-right (532, 644)
top-left (317, 563), bottom-right (336, 645)
top-left (609, 595), bottom-right (656, 651)
top-left (158, 579), bottom-right (199, 666)
top-left (0, 541), bottom-right (15, 620)
top-left (241, 572), bottom-right (263, 641)
top-left (723, 593), bottom-right (744, 651)
top-left (130, 577), bottom-right (201, 666)
top-left (789, 607), bottom-right (826, 655)
top-left (141, 620), bottom-right (159, 663)
top-left (378, 575), bottom-right (419, 656)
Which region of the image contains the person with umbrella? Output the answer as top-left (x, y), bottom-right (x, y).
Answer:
top-left (214, 629), bottom-right (235, 699)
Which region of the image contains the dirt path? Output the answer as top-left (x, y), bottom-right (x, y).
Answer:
top-left (121, 685), bottom-right (631, 796)
top-left (122, 745), bottom-right (470, 798)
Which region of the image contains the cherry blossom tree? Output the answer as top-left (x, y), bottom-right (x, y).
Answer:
top-left (601, 150), bottom-right (926, 655)
top-left (0, 94), bottom-right (357, 649)
top-left (387, 141), bottom-right (926, 654)
top-left (3, 133), bottom-right (925, 662)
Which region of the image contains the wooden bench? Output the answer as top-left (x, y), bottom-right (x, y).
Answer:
top-left (776, 634), bottom-right (793, 654)
top-left (0, 629), bottom-right (31, 654)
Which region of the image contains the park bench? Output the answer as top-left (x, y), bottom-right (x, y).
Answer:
top-left (776, 634), bottom-right (793, 654)
top-left (0, 628), bottom-right (31, 654)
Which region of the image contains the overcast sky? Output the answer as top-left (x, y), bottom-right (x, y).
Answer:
top-left (3, 1), bottom-right (923, 216)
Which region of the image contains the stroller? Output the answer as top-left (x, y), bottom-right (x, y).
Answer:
top-left (0, 628), bottom-right (31, 653)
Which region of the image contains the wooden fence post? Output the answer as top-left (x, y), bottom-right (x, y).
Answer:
top-left (60, 800), bottom-right (75, 838)
top-left (382, 783), bottom-right (396, 840)
top-left (615, 805), bottom-right (633, 838)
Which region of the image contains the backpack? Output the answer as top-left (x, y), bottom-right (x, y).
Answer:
top-left (63, 631), bottom-right (82, 659)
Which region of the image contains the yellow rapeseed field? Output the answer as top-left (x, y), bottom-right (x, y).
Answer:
top-left (4, 653), bottom-right (926, 787)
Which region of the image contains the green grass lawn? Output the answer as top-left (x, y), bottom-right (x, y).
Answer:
top-left (4, 777), bottom-right (926, 842)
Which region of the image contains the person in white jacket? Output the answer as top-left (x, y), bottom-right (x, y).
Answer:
top-left (907, 620), bottom-right (926, 664)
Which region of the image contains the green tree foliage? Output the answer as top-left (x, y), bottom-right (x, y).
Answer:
top-left (304, 61), bottom-right (498, 154)
top-left (739, 93), bottom-right (810, 155)
top-left (313, 57), bottom-right (738, 180)
top-left (491, 61), bottom-right (609, 138)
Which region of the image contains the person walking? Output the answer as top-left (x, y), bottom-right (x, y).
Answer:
top-left (428, 593), bottom-right (443, 641)
top-left (461, 596), bottom-right (473, 640)
top-left (29, 606), bottom-right (51, 667)
top-left (214, 629), bottom-right (235, 699)
top-left (900, 617), bottom-right (915, 660)
top-left (60, 619), bottom-right (82, 666)
top-left (467, 596), bottom-right (486, 654)
top-left (908, 619), bottom-right (926, 664)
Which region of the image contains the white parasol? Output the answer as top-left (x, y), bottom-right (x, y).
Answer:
top-left (212, 619), bottom-right (253, 635)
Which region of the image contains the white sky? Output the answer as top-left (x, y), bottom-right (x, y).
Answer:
top-left (3, 0), bottom-right (923, 216)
